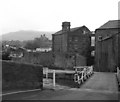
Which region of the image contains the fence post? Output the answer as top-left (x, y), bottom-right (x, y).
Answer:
top-left (53, 70), bottom-right (56, 87)
top-left (117, 67), bottom-right (119, 76)
top-left (45, 67), bottom-right (48, 80)
top-left (91, 66), bottom-right (93, 73)
top-left (82, 71), bottom-right (84, 82)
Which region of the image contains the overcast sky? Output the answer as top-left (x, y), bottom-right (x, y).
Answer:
top-left (0, 0), bottom-right (119, 35)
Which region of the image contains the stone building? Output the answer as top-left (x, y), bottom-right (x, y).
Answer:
top-left (95, 20), bottom-right (120, 72)
top-left (52, 22), bottom-right (91, 69)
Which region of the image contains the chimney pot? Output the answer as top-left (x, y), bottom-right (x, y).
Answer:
top-left (62, 22), bottom-right (71, 31)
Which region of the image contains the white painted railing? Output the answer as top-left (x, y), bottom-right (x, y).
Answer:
top-left (45, 67), bottom-right (48, 80)
top-left (117, 67), bottom-right (120, 75)
top-left (43, 66), bottom-right (94, 88)
top-left (73, 66), bottom-right (94, 85)
top-left (43, 67), bottom-right (56, 88)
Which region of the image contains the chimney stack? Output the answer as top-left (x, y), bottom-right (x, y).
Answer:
top-left (62, 22), bottom-right (71, 31)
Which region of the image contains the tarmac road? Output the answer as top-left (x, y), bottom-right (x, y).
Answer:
top-left (2, 72), bottom-right (120, 100)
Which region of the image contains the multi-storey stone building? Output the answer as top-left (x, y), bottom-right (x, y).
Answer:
top-left (52, 22), bottom-right (91, 69)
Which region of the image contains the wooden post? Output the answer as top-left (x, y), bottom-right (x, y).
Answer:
top-left (81, 71), bottom-right (84, 82)
top-left (117, 67), bottom-right (119, 76)
top-left (45, 68), bottom-right (48, 80)
top-left (91, 66), bottom-right (93, 73)
top-left (53, 70), bottom-right (55, 87)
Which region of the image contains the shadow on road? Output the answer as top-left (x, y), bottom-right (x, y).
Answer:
top-left (55, 73), bottom-right (94, 88)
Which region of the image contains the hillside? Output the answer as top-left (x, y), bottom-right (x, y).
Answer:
top-left (1, 30), bottom-right (55, 41)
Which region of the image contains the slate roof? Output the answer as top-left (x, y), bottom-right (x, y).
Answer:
top-left (54, 26), bottom-right (87, 35)
top-left (98, 20), bottom-right (120, 29)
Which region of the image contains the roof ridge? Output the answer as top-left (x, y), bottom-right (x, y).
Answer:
top-left (97, 20), bottom-right (120, 29)
top-left (109, 19), bottom-right (120, 21)
top-left (54, 25), bottom-right (86, 35)
top-left (70, 25), bottom-right (85, 29)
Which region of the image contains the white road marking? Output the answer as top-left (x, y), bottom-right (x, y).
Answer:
top-left (1, 89), bottom-right (41, 96)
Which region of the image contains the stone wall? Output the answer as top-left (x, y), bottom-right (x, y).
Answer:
top-left (12, 51), bottom-right (54, 67)
top-left (2, 60), bottom-right (43, 91)
top-left (54, 53), bottom-right (86, 69)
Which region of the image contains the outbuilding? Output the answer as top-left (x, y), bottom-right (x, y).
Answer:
top-left (95, 20), bottom-right (120, 72)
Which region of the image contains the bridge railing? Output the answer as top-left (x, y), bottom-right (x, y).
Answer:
top-left (43, 68), bottom-right (75, 88)
top-left (43, 66), bottom-right (94, 88)
top-left (73, 66), bottom-right (94, 85)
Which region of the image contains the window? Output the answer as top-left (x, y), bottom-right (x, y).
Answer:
top-left (83, 30), bottom-right (86, 34)
top-left (91, 37), bottom-right (95, 46)
top-left (74, 37), bottom-right (78, 42)
top-left (74, 44), bottom-right (78, 50)
top-left (69, 37), bottom-right (72, 42)
top-left (91, 51), bottom-right (95, 56)
top-left (98, 36), bottom-right (102, 41)
top-left (68, 44), bottom-right (72, 51)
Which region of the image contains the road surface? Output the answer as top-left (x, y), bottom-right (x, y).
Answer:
top-left (2, 72), bottom-right (120, 100)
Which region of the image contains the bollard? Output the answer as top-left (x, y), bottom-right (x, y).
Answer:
top-left (53, 70), bottom-right (56, 87)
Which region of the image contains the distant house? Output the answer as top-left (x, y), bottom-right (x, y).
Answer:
top-left (95, 20), bottom-right (120, 72)
top-left (9, 47), bottom-right (26, 58)
top-left (36, 48), bottom-right (52, 52)
top-left (52, 22), bottom-right (91, 69)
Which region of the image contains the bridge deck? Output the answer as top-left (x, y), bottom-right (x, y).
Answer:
top-left (2, 72), bottom-right (119, 100)
top-left (81, 72), bottom-right (118, 92)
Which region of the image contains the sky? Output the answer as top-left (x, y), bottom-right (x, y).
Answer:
top-left (0, 0), bottom-right (119, 35)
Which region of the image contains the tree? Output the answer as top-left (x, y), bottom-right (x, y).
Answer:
top-left (2, 51), bottom-right (11, 60)
top-left (24, 41), bottom-right (38, 50)
top-left (24, 35), bottom-right (52, 50)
